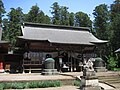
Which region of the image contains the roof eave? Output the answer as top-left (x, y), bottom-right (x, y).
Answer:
top-left (90, 40), bottom-right (108, 44)
top-left (115, 48), bottom-right (120, 53)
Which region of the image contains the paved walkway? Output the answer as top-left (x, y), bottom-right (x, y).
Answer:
top-left (99, 83), bottom-right (115, 90)
top-left (1, 71), bottom-right (120, 90)
top-left (0, 73), bottom-right (74, 82)
top-left (5, 86), bottom-right (79, 90)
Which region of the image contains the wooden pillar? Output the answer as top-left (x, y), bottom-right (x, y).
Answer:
top-left (70, 52), bottom-right (72, 72)
top-left (23, 42), bottom-right (30, 73)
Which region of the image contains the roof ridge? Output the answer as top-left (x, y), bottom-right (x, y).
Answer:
top-left (23, 22), bottom-right (90, 32)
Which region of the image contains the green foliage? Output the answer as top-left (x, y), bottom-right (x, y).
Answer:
top-left (0, 83), bottom-right (4, 90)
top-left (0, 0), bottom-right (6, 23)
top-left (110, 14), bottom-right (120, 52)
top-left (59, 6), bottom-right (69, 25)
top-left (11, 82), bottom-right (25, 89)
top-left (73, 80), bottom-right (80, 86)
top-left (2, 7), bottom-right (23, 48)
top-left (75, 11), bottom-right (92, 27)
top-left (69, 12), bottom-right (74, 26)
top-left (113, 68), bottom-right (120, 71)
top-left (107, 54), bottom-right (118, 70)
top-left (28, 81), bottom-right (39, 88)
top-left (93, 4), bottom-right (111, 57)
top-left (51, 2), bottom-right (61, 25)
top-left (25, 5), bottom-right (40, 22)
top-left (25, 4), bottom-right (51, 24)
top-left (0, 80), bottom-right (61, 89)
top-left (3, 83), bottom-right (13, 89)
top-left (51, 2), bottom-right (92, 27)
top-left (93, 4), bottom-right (109, 40)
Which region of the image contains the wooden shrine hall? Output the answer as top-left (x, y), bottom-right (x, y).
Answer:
top-left (16, 22), bottom-right (107, 73)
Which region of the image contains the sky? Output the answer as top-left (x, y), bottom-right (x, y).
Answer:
top-left (2, 0), bottom-right (113, 20)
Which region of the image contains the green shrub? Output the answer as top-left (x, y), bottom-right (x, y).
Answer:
top-left (0, 83), bottom-right (4, 90)
top-left (1, 80), bottom-right (62, 89)
top-left (52, 81), bottom-right (62, 87)
top-left (28, 81), bottom-right (39, 88)
top-left (113, 68), bottom-right (120, 71)
top-left (24, 82), bottom-right (31, 88)
top-left (73, 80), bottom-right (80, 86)
top-left (3, 82), bottom-right (25, 89)
top-left (3, 83), bottom-right (12, 89)
top-left (11, 82), bottom-right (25, 89)
top-left (107, 54), bottom-right (118, 70)
top-left (37, 81), bottom-right (61, 88)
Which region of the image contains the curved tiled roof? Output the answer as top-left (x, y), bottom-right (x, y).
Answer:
top-left (18, 23), bottom-right (107, 45)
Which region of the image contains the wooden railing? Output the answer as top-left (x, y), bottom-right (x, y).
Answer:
top-left (23, 59), bottom-right (42, 73)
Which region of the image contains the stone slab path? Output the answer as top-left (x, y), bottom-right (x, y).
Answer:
top-left (1, 71), bottom-right (120, 90)
top-left (5, 86), bottom-right (79, 90)
top-left (99, 83), bottom-right (115, 90)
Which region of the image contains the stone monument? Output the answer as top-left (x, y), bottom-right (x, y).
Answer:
top-left (94, 58), bottom-right (107, 72)
top-left (80, 58), bottom-right (101, 90)
top-left (42, 57), bottom-right (58, 75)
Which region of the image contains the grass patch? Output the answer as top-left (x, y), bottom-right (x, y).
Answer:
top-left (0, 80), bottom-right (62, 90)
top-left (113, 68), bottom-right (120, 71)
top-left (73, 80), bottom-right (81, 86)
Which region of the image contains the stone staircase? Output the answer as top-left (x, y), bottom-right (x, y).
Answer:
top-left (98, 74), bottom-right (120, 89)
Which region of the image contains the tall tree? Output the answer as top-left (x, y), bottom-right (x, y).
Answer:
top-left (110, 0), bottom-right (120, 52)
top-left (0, 0), bottom-right (5, 40)
top-left (0, 0), bottom-right (5, 24)
top-left (75, 12), bottom-right (92, 27)
top-left (93, 4), bottom-right (109, 40)
top-left (59, 6), bottom-right (69, 25)
top-left (2, 18), bottom-right (9, 40)
top-left (25, 5), bottom-right (50, 24)
top-left (69, 12), bottom-right (74, 26)
top-left (51, 2), bottom-right (60, 25)
top-left (25, 5), bottom-right (40, 22)
top-left (93, 4), bottom-right (109, 58)
top-left (2, 7), bottom-right (24, 48)
top-left (111, 0), bottom-right (120, 21)
top-left (44, 15), bottom-right (51, 24)
top-left (36, 11), bottom-right (51, 24)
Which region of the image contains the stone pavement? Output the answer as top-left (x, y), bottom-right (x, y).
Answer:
top-left (99, 83), bottom-right (115, 90)
top-left (98, 72), bottom-right (120, 90)
top-left (0, 71), bottom-right (120, 90)
top-left (5, 86), bottom-right (79, 90)
top-left (0, 71), bottom-right (119, 82)
top-left (0, 73), bottom-right (74, 82)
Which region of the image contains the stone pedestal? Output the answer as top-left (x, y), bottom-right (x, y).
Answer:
top-left (42, 58), bottom-right (59, 75)
top-left (94, 67), bottom-right (107, 72)
top-left (80, 76), bottom-right (101, 90)
top-left (80, 71), bottom-right (101, 90)
top-left (94, 58), bottom-right (107, 72)
top-left (42, 69), bottom-right (59, 75)
top-left (80, 58), bottom-right (102, 90)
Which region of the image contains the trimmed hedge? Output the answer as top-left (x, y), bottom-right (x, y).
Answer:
top-left (0, 80), bottom-right (62, 90)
